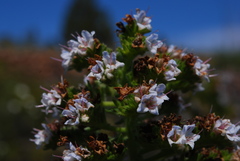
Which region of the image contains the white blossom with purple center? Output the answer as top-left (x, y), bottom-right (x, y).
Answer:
top-left (225, 124), bottom-right (240, 142)
top-left (67, 30), bottom-right (95, 55)
top-left (164, 59), bottom-right (181, 81)
top-left (167, 124), bottom-right (200, 149)
top-left (30, 123), bottom-right (52, 149)
top-left (73, 97), bottom-right (94, 112)
top-left (133, 9), bottom-right (152, 31)
top-left (102, 51), bottom-right (125, 79)
top-left (62, 105), bottom-right (80, 125)
top-left (137, 83), bottom-right (168, 115)
top-left (214, 119), bottom-right (240, 142)
top-left (137, 94), bottom-right (162, 115)
top-left (194, 58), bottom-right (212, 82)
top-left (149, 83), bottom-right (169, 104)
top-left (145, 33), bottom-right (163, 54)
top-left (214, 119), bottom-right (232, 135)
top-left (36, 89), bottom-right (61, 114)
top-left (87, 60), bottom-right (104, 80)
top-left (62, 142), bottom-right (82, 161)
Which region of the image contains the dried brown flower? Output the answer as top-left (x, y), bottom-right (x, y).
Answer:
top-left (52, 79), bottom-right (69, 98)
top-left (158, 113), bottom-right (182, 140)
top-left (157, 45), bottom-right (168, 54)
top-left (122, 14), bottom-right (134, 24)
top-left (191, 113), bottom-right (220, 131)
top-left (75, 146), bottom-right (91, 158)
top-left (57, 135), bottom-right (68, 146)
top-left (114, 84), bottom-right (135, 101)
top-left (87, 135), bottom-right (108, 155)
top-left (87, 54), bottom-right (102, 70)
top-left (132, 34), bottom-right (144, 48)
top-left (133, 54), bottom-right (170, 75)
top-left (94, 38), bottom-right (101, 49)
top-left (231, 149), bottom-right (240, 161)
top-left (182, 53), bottom-right (197, 67)
top-left (133, 56), bottom-right (149, 73)
top-left (113, 142), bottom-right (125, 154)
top-left (200, 147), bottom-right (224, 161)
top-left (116, 22), bottom-right (126, 34)
top-left (47, 120), bottom-right (63, 132)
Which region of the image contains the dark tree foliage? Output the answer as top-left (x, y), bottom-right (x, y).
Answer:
top-left (63, 0), bottom-right (114, 47)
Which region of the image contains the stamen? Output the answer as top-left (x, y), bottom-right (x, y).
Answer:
top-left (60, 75), bottom-right (64, 84)
top-left (59, 44), bottom-right (71, 50)
top-left (235, 121), bottom-right (240, 126)
top-left (50, 57), bottom-right (62, 62)
top-left (165, 89), bottom-right (173, 96)
top-left (203, 57), bottom-right (212, 64)
top-left (35, 105), bottom-right (44, 108)
top-left (52, 154), bottom-right (63, 159)
top-left (206, 68), bottom-right (216, 72)
top-left (209, 105), bottom-right (213, 114)
top-left (33, 128), bottom-right (40, 132)
top-left (71, 33), bottom-right (77, 39)
top-left (75, 31), bottom-right (80, 37)
top-left (56, 106), bottom-right (65, 110)
top-left (209, 74), bottom-right (218, 78)
top-left (40, 86), bottom-right (51, 93)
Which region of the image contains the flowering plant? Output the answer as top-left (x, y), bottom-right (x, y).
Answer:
top-left (30, 9), bottom-right (240, 161)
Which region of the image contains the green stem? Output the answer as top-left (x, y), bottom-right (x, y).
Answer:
top-left (102, 101), bottom-right (115, 107)
top-left (126, 114), bottom-right (143, 161)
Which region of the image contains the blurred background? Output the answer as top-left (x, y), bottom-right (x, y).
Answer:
top-left (0, 0), bottom-right (240, 160)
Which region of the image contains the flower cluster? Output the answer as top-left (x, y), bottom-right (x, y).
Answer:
top-left (134, 80), bottom-right (169, 115)
top-left (61, 30), bottom-right (95, 70)
top-left (30, 8), bottom-right (238, 161)
top-left (214, 119), bottom-right (240, 142)
top-left (167, 124), bottom-right (200, 149)
top-left (86, 51), bottom-right (125, 81)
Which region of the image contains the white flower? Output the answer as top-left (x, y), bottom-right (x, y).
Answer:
top-left (60, 49), bottom-right (74, 70)
top-left (41, 107), bottom-right (61, 118)
top-left (63, 142), bottom-right (82, 161)
top-left (213, 119), bottom-right (232, 135)
top-left (145, 33), bottom-right (163, 54)
top-left (137, 94), bottom-right (161, 115)
top-left (62, 105), bottom-right (80, 125)
top-left (62, 142), bottom-right (91, 161)
top-left (87, 60), bottom-right (104, 80)
top-left (30, 123), bottom-right (52, 149)
top-left (226, 124), bottom-right (240, 142)
top-left (102, 51), bottom-right (125, 79)
top-left (133, 9), bottom-right (152, 31)
top-left (102, 51), bottom-right (125, 69)
top-left (164, 59), bottom-right (181, 81)
top-left (149, 83), bottom-right (169, 103)
top-left (81, 114), bottom-right (90, 123)
top-left (135, 82), bottom-right (168, 115)
top-left (36, 89), bottom-right (61, 114)
top-left (74, 97), bottom-right (94, 112)
top-left (167, 124), bottom-right (200, 149)
top-left (67, 30), bottom-right (95, 55)
top-left (194, 58), bottom-right (211, 82)
top-left (214, 119), bottom-right (240, 142)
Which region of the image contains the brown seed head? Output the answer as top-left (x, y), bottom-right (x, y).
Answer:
top-left (122, 14), bottom-right (134, 24)
top-left (87, 135), bottom-right (108, 155)
top-left (114, 84), bottom-right (135, 101)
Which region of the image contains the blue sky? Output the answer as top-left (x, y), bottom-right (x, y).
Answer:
top-left (0, 0), bottom-right (240, 52)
